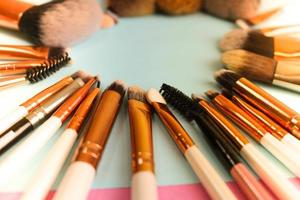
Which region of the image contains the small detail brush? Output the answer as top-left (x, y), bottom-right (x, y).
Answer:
top-left (222, 49), bottom-right (300, 92)
top-left (146, 88), bottom-right (237, 200)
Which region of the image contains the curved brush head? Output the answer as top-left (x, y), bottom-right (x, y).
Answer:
top-left (128, 86), bottom-right (146, 103)
top-left (214, 69), bottom-right (241, 90)
top-left (107, 80), bottom-right (127, 95)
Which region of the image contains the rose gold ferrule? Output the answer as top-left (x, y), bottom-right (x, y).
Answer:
top-left (234, 78), bottom-right (300, 135)
top-left (0, 69), bottom-right (26, 76)
top-left (67, 88), bottom-right (100, 132)
top-left (75, 89), bottom-right (124, 169)
top-left (198, 100), bottom-right (249, 151)
top-left (0, 75), bottom-right (27, 89)
top-left (231, 95), bottom-right (287, 140)
top-left (211, 94), bottom-right (266, 142)
top-left (128, 100), bottom-right (154, 173)
top-left (0, 45), bottom-right (53, 60)
top-left (0, 0), bottom-right (33, 30)
top-left (151, 102), bottom-right (194, 154)
top-left (53, 78), bottom-right (96, 123)
top-left (21, 76), bottom-right (73, 111)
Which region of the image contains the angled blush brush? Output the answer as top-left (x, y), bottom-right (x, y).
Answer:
top-left (146, 88), bottom-right (237, 200)
top-left (220, 29), bottom-right (300, 61)
top-left (159, 84), bottom-right (274, 200)
top-left (206, 90), bottom-right (300, 178)
top-left (215, 69), bottom-right (300, 140)
top-left (222, 49), bottom-right (300, 92)
top-left (0, 0), bottom-right (103, 47)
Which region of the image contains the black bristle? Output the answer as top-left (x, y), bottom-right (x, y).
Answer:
top-left (214, 70), bottom-right (241, 90)
top-left (48, 47), bottom-right (66, 58)
top-left (107, 80), bottom-right (127, 96)
top-left (160, 83), bottom-right (203, 120)
top-left (221, 89), bottom-right (234, 99)
top-left (244, 31), bottom-right (274, 58)
top-left (26, 53), bottom-right (70, 83)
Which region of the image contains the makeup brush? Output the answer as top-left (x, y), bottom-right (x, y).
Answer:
top-left (203, 0), bottom-right (260, 21)
top-left (128, 86), bottom-right (158, 200)
top-left (206, 90), bottom-right (300, 177)
top-left (0, 0), bottom-right (103, 47)
top-left (146, 88), bottom-right (237, 200)
top-left (108, 0), bottom-right (155, 17)
top-left (0, 77), bottom-right (96, 185)
top-left (21, 85), bottom-right (100, 200)
top-left (222, 49), bottom-right (300, 92)
top-left (224, 91), bottom-right (300, 155)
top-left (54, 80), bottom-right (126, 200)
top-left (0, 45), bottom-right (65, 60)
top-left (220, 29), bottom-right (300, 60)
top-left (215, 69), bottom-right (300, 140)
top-left (158, 83), bottom-right (300, 199)
top-left (156, 0), bottom-right (202, 15)
top-left (159, 84), bottom-right (274, 200)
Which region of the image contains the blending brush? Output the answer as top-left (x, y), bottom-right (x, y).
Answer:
top-left (146, 88), bottom-right (237, 200)
top-left (108, 0), bottom-right (155, 17)
top-left (220, 29), bottom-right (300, 61)
top-left (222, 49), bottom-right (300, 92)
top-left (159, 84), bottom-right (300, 199)
top-left (206, 90), bottom-right (300, 177)
top-left (0, 0), bottom-right (103, 47)
top-left (156, 0), bottom-right (202, 15)
top-left (128, 86), bottom-right (158, 200)
top-left (159, 84), bottom-right (274, 200)
top-left (223, 90), bottom-right (300, 154)
top-left (0, 77), bottom-right (96, 185)
top-left (215, 69), bottom-right (300, 139)
top-left (54, 80), bottom-right (126, 200)
top-left (21, 84), bottom-right (100, 200)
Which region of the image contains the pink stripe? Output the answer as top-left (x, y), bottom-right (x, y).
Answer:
top-left (2, 178), bottom-right (299, 200)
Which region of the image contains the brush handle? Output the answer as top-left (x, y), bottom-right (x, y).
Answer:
top-left (273, 79), bottom-right (300, 94)
top-left (240, 143), bottom-right (300, 199)
top-left (230, 163), bottom-right (274, 200)
top-left (131, 171), bottom-right (158, 200)
top-left (0, 116), bottom-right (61, 186)
top-left (184, 146), bottom-right (237, 200)
top-left (260, 133), bottom-right (300, 177)
top-left (282, 134), bottom-right (300, 154)
top-left (0, 106), bottom-right (27, 136)
top-left (53, 161), bottom-right (95, 200)
top-left (21, 128), bottom-right (78, 200)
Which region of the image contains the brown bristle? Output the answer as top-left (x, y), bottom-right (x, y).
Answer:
top-left (221, 89), bottom-right (234, 99)
top-left (48, 48), bottom-right (66, 58)
top-left (191, 93), bottom-right (205, 102)
top-left (205, 90), bottom-right (220, 100)
top-left (71, 71), bottom-right (93, 83)
top-left (108, 0), bottom-right (155, 17)
top-left (220, 29), bottom-right (249, 52)
top-left (156, 0), bottom-right (203, 15)
top-left (128, 86), bottom-right (146, 102)
top-left (222, 49), bottom-right (276, 83)
top-left (107, 80), bottom-right (127, 95)
top-left (214, 69), bottom-right (241, 90)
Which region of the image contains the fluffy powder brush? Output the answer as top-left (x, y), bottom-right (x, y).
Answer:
top-left (0, 0), bottom-right (114, 47)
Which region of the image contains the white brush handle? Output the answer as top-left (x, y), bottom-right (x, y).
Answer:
top-left (0, 116), bottom-right (62, 186)
top-left (282, 134), bottom-right (300, 154)
top-left (54, 161), bottom-right (95, 200)
top-left (241, 143), bottom-right (300, 200)
top-left (21, 128), bottom-right (78, 200)
top-left (0, 106), bottom-right (27, 135)
top-left (184, 146), bottom-right (237, 200)
top-left (131, 171), bottom-right (158, 200)
top-left (260, 133), bottom-right (300, 177)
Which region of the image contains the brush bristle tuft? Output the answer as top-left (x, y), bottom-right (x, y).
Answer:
top-left (205, 90), bottom-right (220, 100)
top-left (160, 83), bottom-right (203, 120)
top-left (71, 71), bottom-right (93, 83)
top-left (220, 29), bottom-right (249, 51)
top-left (48, 47), bottom-right (66, 58)
top-left (214, 69), bottom-right (241, 90)
top-left (221, 89), bottom-right (233, 99)
top-left (191, 93), bottom-right (205, 102)
top-left (108, 80), bottom-right (127, 95)
top-left (128, 86), bottom-right (146, 102)
top-left (222, 49), bottom-right (276, 83)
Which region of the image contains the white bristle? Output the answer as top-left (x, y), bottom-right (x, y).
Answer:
top-left (146, 88), bottom-right (166, 105)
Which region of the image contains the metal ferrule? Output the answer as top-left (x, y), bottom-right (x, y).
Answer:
top-left (151, 102), bottom-right (194, 154)
top-left (128, 100), bottom-right (154, 173)
top-left (0, 45), bottom-right (51, 60)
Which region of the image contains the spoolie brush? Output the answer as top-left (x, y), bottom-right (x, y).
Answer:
top-left (222, 49), bottom-right (300, 92)
top-left (220, 29), bottom-right (300, 61)
top-left (0, 0), bottom-right (104, 47)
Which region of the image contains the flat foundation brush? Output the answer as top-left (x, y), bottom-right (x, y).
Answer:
top-left (220, 29), bottom-right (300, 61)
top-left (215, 69), bottom-right (300, 139)
top-left (159, 84), bottom-right (274, 200)
top-left (222, 49), bottom-right (300, 92)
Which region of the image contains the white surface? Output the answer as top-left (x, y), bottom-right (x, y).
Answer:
top-left (0, 116), bottom-right (62, 187)
top-left (0, 106), bottom-right (27, 136)
top-left (131, 171), bottom-right (158, 200)
top-left (54, 161), bottom-right (96, 200)
top-left (21, 128), bottom-right (78, 200)
top-left (282, 134), bottom-right (300, 154)
top-left (184, 145), bottom-right (237, 200)
top-left (240, 143), bottom-right (300, 199)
